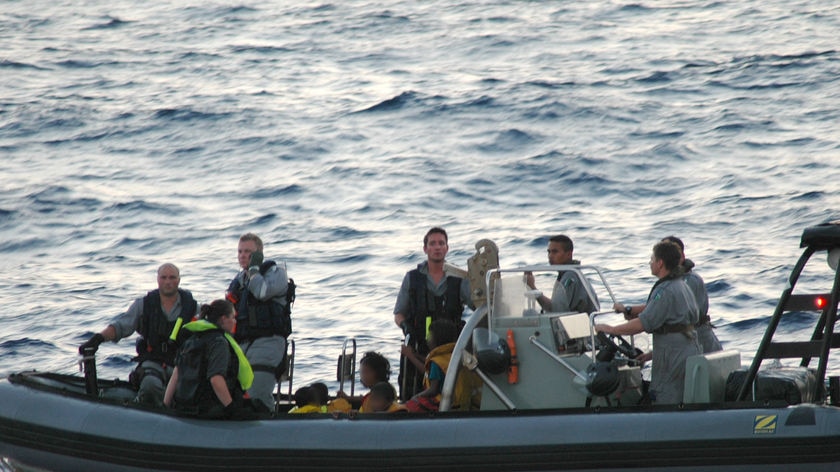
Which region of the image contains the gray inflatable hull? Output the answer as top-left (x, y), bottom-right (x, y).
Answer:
top-left (2, 373), bottom-right (840, 471)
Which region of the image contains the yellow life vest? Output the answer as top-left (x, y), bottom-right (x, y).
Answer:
top-left (327, 397), bottom-right (352, 413)
top-left (422, 342), bottom-right (455, 402)
top-left (182, 320), bottom-right (254, 391)
top-left (288, 404), bottom-right (322, 414)
top-left (358, 391), bottom-right (408, 413)
top-left (424, 342), bottom-right (482, 411)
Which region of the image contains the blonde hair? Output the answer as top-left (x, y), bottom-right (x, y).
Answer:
top-left (239, 233), bottom-right (264, 251)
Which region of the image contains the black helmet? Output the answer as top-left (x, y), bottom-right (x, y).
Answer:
top-left (586, 361), bottom-right (620, 397)
top-left (473, 328), bottom-right (511, 375)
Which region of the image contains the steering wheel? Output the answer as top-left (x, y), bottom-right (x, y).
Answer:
top-left (596, 332), bottom-right (643, 361)
top-left (611, 333), bottom-right (644, 359)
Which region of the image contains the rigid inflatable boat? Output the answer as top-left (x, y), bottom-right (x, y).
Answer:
top-left (3, 222), bottom-right (840, 471)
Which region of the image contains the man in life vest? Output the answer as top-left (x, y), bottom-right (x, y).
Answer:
top-left (226, 233), bottom-right (292, 413)
top-left (525, 234), bottom-right (599, 314)
top-left (393, 227), bottom-right (473, 401)
top-left (163, 299), bottom-right (255, 419)
top-left (596, 241), bottom-right (702, 404)
top-left (78, 263), bottom-right (199, 406)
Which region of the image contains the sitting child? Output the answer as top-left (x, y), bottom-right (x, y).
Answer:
top-left (362, 381), bottom-right (404, 413)
top-left (333, 351), bottom-right (392, 413)
top-left (401, 319), bottom-right (459, 412)
top-left (310, 382), bottom-right (329, 412)
top-left (288, 386), bottom-right (321, 414)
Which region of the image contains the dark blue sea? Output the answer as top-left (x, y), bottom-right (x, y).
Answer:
top-left (1, 0), bottom-right (839, 458)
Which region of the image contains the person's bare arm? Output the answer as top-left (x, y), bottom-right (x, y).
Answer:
top-left (595, 318), bottom-right (644, 336)
top-left (163, 367), bottom-right (179, 408)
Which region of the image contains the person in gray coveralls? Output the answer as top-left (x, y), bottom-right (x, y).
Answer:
top-left (596, 241), bottom-right (701, 405)
top-left (661, 235), bottom-right (722, 354)
top-left (614, 236), bottom-right (722, 354)
top-left (525, 234), bottom-right (599, 313)
top-left (226, 233), bottom-right (291, 413)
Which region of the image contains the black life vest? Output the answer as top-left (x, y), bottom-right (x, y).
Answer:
top-left (137, 289), bottom-right (196, 365)
top-left (173, 329), bottom-right (241, 416)
top-left (407, 264), bottom-right (463, 352)
top-left (227, 261), bottom-right (294, 342)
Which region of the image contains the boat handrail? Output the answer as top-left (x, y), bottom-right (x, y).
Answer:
top-left (338, 337), bottom-right (357, 397)
top-left (485, 265), bottom-right (617, 325)
top-left (439, 304), bottom-right (487, 412)
top-left (528, 335), bottom-right (588, 382)
top-left (470, 361), bottom-right (517, 411)
top-left (275, 339), bottom-right (296, 412)
top-left (485, 265), bottom-right (619, 342)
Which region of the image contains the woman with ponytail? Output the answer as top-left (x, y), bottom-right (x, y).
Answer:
top-left (163, 300), bottom-right (255, 419)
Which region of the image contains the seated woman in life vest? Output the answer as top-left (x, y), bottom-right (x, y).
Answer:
top-left (163, 300), bottom-right (254, 419)
top-left (331, 351), bottom-right (392, 413)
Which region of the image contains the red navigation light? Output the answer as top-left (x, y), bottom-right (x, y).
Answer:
top-left (816, 297), bottom-right (827, 309)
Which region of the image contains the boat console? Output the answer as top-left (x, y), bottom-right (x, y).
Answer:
top-left (447, 265), bottom-right (644, 411)
top-left (442, 221), bottom-right (840, 412)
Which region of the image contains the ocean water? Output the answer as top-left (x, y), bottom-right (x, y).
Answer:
top-left (2, 0), bottom-right (840, 417)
